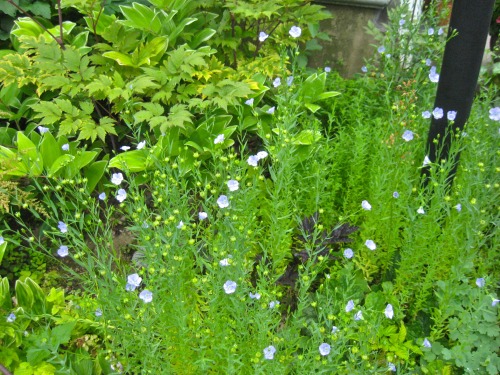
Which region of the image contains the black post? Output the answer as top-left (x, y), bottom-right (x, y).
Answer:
top-left (425, 0), bottom-right (495, 183)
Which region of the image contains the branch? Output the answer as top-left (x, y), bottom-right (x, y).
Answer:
top-left (0, 363), bottom-right (13, 375)
top-left (5, 0), bottom-right (65, 50)
top-left (57, 0), bottom-right (65, 49)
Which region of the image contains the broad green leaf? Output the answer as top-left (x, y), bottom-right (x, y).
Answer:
top-left (51, 321), bottom-right (76, 347)
top-left (64, 151), bottom-right (98, 178)
top-left (0, 241), bottom-right (6, 266)
top-left (15, 279), bottom-right (34, 309)
top-left (40, 132), bottom-right (61, 170)
top-left (120, 3), bottom-right (162, 33)
top-left (25, 278), bottom-right (46, 315)
top-left (293, 130), bottom-right (322, 145)
top-left (17, 132), bottom-right (43, 176)
top-left (102, 51), bottom-right (134, 66)
top-left (0, 277), bottom-right (12, 310)
top-left (0, 146), bottom-right (27, 176)
top-left (48, 154), bottom-right (75, 176)
top-left (109, 150), bottom-right (148, 172)
top-left (190, 28), bottom-right (216, 48)
top-left (84, 160), bottom-right (107, 192)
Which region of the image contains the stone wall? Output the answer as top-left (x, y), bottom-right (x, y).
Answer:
top-left (312, 1), bottom-right (392, 77)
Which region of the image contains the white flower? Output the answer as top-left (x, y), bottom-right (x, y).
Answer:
top-left (61, 143), bottom-right (69, 151)
top-left (214, 134), bottom-right (225, 144)
top-left (95, 308), bottom-right (103, 317)
top-left (455, 203), bottom-right (462, 212)
top-left (476, 278), bottom-right (485, 288)
top-left (269, 300), bottom-right (280, 309)
top-left (247, 155), bottom-right (259, 167)
top-left (402, 130), bottom-right (414, 142)
top-left (199, 211), bottom-right (208, 220)
top-left (263, 345), bottom-right (276, 360)
top-left (423, 338), bottom-right (432, 348)
top-left (378, 46), bottom-right (386, 54)
top-left (219, 258), bottom-right (230, 266)
top-left (58, 221), bottom-right (68, 233)
top-left (286, 76), bottom-right (294, 86)
top-left (98, 192), bottom-right (106, 200)
top-left (289, 26), bottom-right (301, 38)
top-left (432, 107), bottom-right (444, 119)
top-left (343, 248), bottom-right (354, 259)
top-left (256, 151), bottom-right (268, 160)
top-left (423, 155), bottom-right (431, 166)
top-left (361, 66), bottom-right (367, 73)
top-left (354, 311), bottom-right (363, 320)
top-left (422, 110), bottom-right (431, 119)
top-left (6, 313), bottom-right (16, 323)
top-left (127, 273), bottom-right (142, 289)
top-left (427, 27), bottom-right (434, 35)
top-left (429, 66), bottom-right (439, 83)
top-left (176, 221), bottom-right (184, 229)
top-left (223, 280), bottom-right (237, 294)
top-left (116, 189), bottom-right (127, 202)
top-left (361, 200), bottom-right (372, 211)
top-left (447, 111), bottom-right (457, 121)
top-left (331, 326), bottom-right (339, 334)
top-left (139, 290), bottom-right (153, 303)
top-left (267, 106), bottom-right (275, 114)
top-left (245, 98), bottom-right (254, 106)
top-left (384, 304), bottom-right (394, 319)
top-left (345, 300), bottom-right (355, 312)
top-left (273, 77), bottom-right (281, 88)
top-left (492, 299), bottom-right (499, 307)
top-left (137, 140), bottom-right (146, 150)
top-left (120, 145), bottom-right (131, 151)
top-left (438, 28), bottom-right (444, 35)
top-left (417, 207), bottom-right (425, 215)
top-left (324, 66), bottom-right (331, 73)
top-left (57, 245), bottom-right (69, 257)
top-left (111, 173), bottom-right (124, 185)
top-left (319, 343), bottom-right (331, 356)
top-left (259, 31), bottom-right (269, 42)
top-left (365, 240), bottom-right (376, 251)
top-left (227, 179), bottom-right (239, 192)
top-left (0, 236), bottom-right (4, 245)
top-left (388, 362), bottom-right (397, 372)
top-left (393, 191), bottom-right (399, 198)
top-left (217, 195), bottom-right (229, 208)
top-left (489, 107), bottom-right (500, 121)
top-left (425, 58), bottom-right (432, 66)
top-left (38, 126), bottom-right (49, 134)
top-left (249, 292), bottom-right (261, 300)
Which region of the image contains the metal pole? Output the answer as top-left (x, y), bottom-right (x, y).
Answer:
top-left (425, 0), bottom-right (495, 184)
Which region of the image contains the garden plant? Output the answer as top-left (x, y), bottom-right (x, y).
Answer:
top-left (0, 0), bottom-right (498, 374)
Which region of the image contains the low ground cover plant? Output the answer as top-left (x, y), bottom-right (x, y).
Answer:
top-left (0, 1), bottom-right (498, 374)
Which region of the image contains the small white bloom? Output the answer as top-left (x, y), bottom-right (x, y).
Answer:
top-left (223, 280), bottom-right (237, 294)
top-left (385, 304), bottom-right (394, 319)
top-left (365, 239), bottom-right (376, 251)
top-left (492, 299), bottom-right (499, 307)
top-left (256, 151), bottom-right (268, 160)
top-left (259, 31), bottom-right (269, 42)
top-left (378, 46), bottom-right (386, 54)
top-left (286, 76), bottom-right (294, 86)
top-left (402, 130), bottom-right (414, 142)
top-left (139, 289), bottom-right (153, 303)
top-left (289, 26), bottom-right (301, 38)
top-left (273, 77), bottom-right (281, 88)
top-left (176, 221), bottom-right (184, 229)
top-left (111, 173), bottom-right (124, 185)
top-left (227, 179), bottom-right (239, 192)
top-left (267, 106), bottom-right (275, 114)
top-left (393, 191), bottom-right (399, 198)
top-left (388, 362), bottom-right (397, 372)
top-left (116, 188), bottom-right (127, 202)
top-left (354, 310), bottom-right (363, 320)
top-left (331, 326), bottom-right (339, 334)
top-left (476, 278), bottom-right (485, 288)
top-left (61, 143), bottom-right (69, 151)
top-left (98, 192), bottom-right (106, 200)
top-left (447, 111), bottom-right (457, 121)
top-left (345, 300), bottom-right (355, 312)
top-left (417, 207), bottom-right (425, 215)
top-left (95, 308), bottom-right (103, 317)
top-left (361, 200), bottom-right (372, 211)
top-left (429, 67), bottom-right (439, 83)
top-left (0, 236), bottom-right (4, 245)
top-left (399, 19), bottom-right (406, 26)
top-left (249, 292), bottom-right (261, 300)
top-left (433, 107), bottom-right (444, 119)
top-left (361, 66), bottom-right (368, 73)
top-left (58, 221), bottom-right (67, 233)
top-left (214, 134), bottom-right (225, 144)
top-left (57, 245), bottom-right (69, 257)
top-left (127, 273), bottom-right (142, 288)
top-left (343, 248), bottom-right (354, 259)
top-left (455, 203), bottom-right (462, 212)
top-left (137, 140), bottom-right (146, 150)
top-left (319, 343), bottom-right (331, 356)
top-left (423, 338), bottom-right (432, 348)
top-left (423, 155), bottom-right (431, 166)
top-left (269, 300), bottom-right (280, 309)
top-left (6, 313), bottom-right (16, 323)
top-left (427, 27), bottom-right (434, 35)
top-left (217, 195), bottom-right (229, 208)
top-left (199, 211), bottom-right (208, 220)
top-left (245, 98), bottom-right (254, 106)
top-left (219, 258), bottom-right (230, 266)
top-left (438, 28), bottom-right (444, 35)
top-left (38, 126), bottom-right (49, 134)
top-left (247, 155), bottom-right (259, 167)
top-left (422, 111), bottom-right (431, 119)
top-left (425, 58), bottom-right (432, 66)
top-left (120, 145), bottom-right (131, 151)
top-left (263, 345), bottom-right (276, 360)
top-left (324, 66), bottom-right (331, 73)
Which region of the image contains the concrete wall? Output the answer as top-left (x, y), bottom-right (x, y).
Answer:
top-left (311, 2), bottom-right (391, 77)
